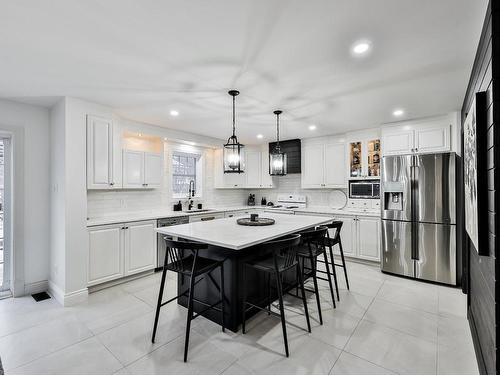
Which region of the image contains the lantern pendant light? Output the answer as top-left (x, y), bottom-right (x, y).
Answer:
top-left (223, 90), bottom-right (245, 173)
top-left (269, 110), bottom-right (287, 175)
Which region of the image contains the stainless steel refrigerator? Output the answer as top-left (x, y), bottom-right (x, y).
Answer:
top-left (381, 152), bottom-right (457, 285)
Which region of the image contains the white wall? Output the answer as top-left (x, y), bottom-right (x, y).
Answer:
top-left (0, 99), bottom-right (50, 295)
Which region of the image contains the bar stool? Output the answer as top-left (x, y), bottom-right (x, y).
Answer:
top-left (297, 226), bottom-right (336, 325)
top-left (324, 221), bottom-right (349, 294)
top-left (241, 234), bottom-right (311, 358)
top-left (151, 238), bottom-right (225, 362)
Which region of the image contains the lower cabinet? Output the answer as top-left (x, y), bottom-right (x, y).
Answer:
top-left (88, 220), bottom-right (157, 286)
top-left (295, 212), bottom-right (381, 262)
top-left (189, 212), bottom-right (225, 223)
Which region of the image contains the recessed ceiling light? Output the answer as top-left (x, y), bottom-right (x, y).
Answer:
top-left (393, 109), bottom-right (405, 117)
top-left (352, 41), bottom-right (370, 55)
top-left (308, 125), bottom-right (317, 131)
top-left (256, 134), bottom-right (263, 139)
top-left (170, 110), bottom-right (179, 116)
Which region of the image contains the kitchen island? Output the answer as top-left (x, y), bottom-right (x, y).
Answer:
top-left (156, 213), bottom-right (332, 331)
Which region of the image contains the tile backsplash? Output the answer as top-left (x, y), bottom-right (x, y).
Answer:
top-left (87, 144), bottom-right (348, 218)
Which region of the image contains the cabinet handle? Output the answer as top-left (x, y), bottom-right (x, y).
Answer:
top-left (201, 217), bottom-right (215, 221)
top-left (415, 148), bottom-right (418, 152)
top-left (109, 182), bottom-right (114, 186)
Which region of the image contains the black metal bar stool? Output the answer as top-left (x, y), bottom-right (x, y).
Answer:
top-left (324, 221), bottom-right (349, 294)
top-left (151, 238), bottom-right (225, 362)
top-left (297, 226), bottom-right (336, 325)
top-left (241, 234), bottom-right (311, 358)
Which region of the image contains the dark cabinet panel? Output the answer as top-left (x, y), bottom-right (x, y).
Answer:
top-left (268, 139), bottom-right (301, 174)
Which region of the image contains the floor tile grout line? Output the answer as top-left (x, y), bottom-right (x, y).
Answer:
top-left (4, 333), bottom-right (97, 372)
top-left (337, 350), bottom-right (403, 375)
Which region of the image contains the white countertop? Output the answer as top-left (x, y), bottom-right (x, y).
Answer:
top-left (155, 213), bottom-right (333, 250)
top-left (87, 205), bottom-right (380, 227)
top-left (293, 206), bottom-right (381, 217)
top-left (86, 206), bottom-right (259, 227)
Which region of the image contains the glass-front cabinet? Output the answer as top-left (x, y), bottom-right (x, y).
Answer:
top-left (348, 135), bottom-right (381, 179)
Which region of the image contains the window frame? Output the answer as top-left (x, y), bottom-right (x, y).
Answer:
top-left (171, 149), bottom-right (203, 199)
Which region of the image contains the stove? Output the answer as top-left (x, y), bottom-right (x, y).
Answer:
top-left (265, 194), bottom-right (306, 214)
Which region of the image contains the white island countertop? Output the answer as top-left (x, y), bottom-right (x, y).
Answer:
top-left (155, 213), bottom-right (333, 250)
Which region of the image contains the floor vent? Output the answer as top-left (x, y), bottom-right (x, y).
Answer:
top-left (32, 292), bottom-right (51, 302)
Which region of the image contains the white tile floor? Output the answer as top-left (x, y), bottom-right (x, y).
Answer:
top-left (0, 261), bottom-right (478, 375)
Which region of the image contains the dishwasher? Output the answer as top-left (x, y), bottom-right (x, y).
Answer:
top-left (156, 216), bottom-right (189, 270)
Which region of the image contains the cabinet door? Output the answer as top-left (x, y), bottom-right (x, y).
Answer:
top-left (302, 144), bottom-right (324, 188)
top-left (144, 152), bottom-right (162, 188)
top-left (245, 150), bottom-right (262, 188)
top-left (123, 150), bottom-right (144, 188)
top-left (189, 212), bottom-right (225, 222)
top-left (88, 225), bottom-right (123, 286)
top-left (414, 125), bottom-right (450, 153)
top-left (324, 143), bottom-right (346, 187)
top-left (260, 146), bottom-right (274, 188)
top-left (336, 216), bottom-right (356, 257)
top-left (382, 130), bottom-right (414, 156)
top-left (213, 149), bottom-right (225, 188)
top-left (357, 217), bottom-right (381, 261)
top-left (124, 221), bottom-right (157, 276)
top-left (87, 115), bottom-right (113, 189)
top-left (224, 171), bottom-right (246, 188)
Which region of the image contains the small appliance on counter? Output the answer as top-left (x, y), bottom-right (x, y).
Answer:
top-left (173, 201), bottom-right (182, 211)
top-left (247, 194), bottom-right (255, 206)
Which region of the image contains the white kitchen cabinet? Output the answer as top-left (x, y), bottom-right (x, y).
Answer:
top-left (294, 211), bottom-right (380, 262)
top-left (301, 140), bottom-right (346, 188)
top-left (260, 146), bottom-right (274, 188)
top-left (86, 115), bottom-right (122, 189)
top-left (124, 221), bottom-right (157, 276)
top-left (245, 149), bottom-right (262, 188)
top-left (88, 220), bottom-right (157, 287)
top-left (302, 144), bottom-right (324, 188)
top-left (382, 121), bottom-right (451, 156)
top-left (414, 126), bottom-right (450, 153)
top-left (88, 224), bottom-right (124, 286)
top-left (347, 135), bottom-right (381, 179)
top-left (334, 215), bottom-right (356, 257)
top-left (381, 130), bottom-right (414, 155)
top-left (324, 143), bottom-right (347, 187)
top-left (189, 212), bottom-right (225, 222)
top-left (123, 150), bottom-right (163, 189)
top-left (213, 146), bottom-right (274, 189)
top-left (356, 217), bottom-right (381, 261)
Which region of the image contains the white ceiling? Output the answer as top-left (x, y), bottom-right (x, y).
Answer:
top-left (0, 0), bottom-right (488, 144)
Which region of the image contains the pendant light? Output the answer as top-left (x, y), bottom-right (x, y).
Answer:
top-left (269, 110), bottom-right (287, 175)
top-left (223, 90), bottom-right (245, 173)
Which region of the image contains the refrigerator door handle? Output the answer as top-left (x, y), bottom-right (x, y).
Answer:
top-left (410, 157), bottom-right (419, 261)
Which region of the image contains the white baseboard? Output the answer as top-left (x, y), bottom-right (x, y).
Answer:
top-left (24, 280), bottom-right (49, 295)
top-left (48, 281), bottom-right (88, 307)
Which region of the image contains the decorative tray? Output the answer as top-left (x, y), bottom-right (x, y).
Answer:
top-left (236, 217), bottom-right (275, 226)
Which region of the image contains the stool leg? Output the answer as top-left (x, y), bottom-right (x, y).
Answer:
top-left (241, 264), bottom-right (247, 334)
top-left (183, 273), bottom-right (196, 362)
top-left (339, 239), bottom-right (350, 290)
top-left (267, 272), bottom-right (271, 315)
top-left (297, 262), bottom-right (311, 333)
top-left (328, 245), bottom-right (340, 301)
top-left (220, 262), bottom-right (225, 333)
top-left (322, 248), bottom-right (336, 309)
top-left (275, 271), bottom-right (289, 357)
top-left (151, 266), bottom-right (167, 343)
top-left (309, 249), bottom-right (323, 325)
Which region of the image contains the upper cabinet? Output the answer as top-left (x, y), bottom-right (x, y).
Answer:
top-left (301, 138), bottom-right (346, 188)
top-left (213, 145), bottom-right (274, 189)
top-left (86, 118), bottom-right (164, 190)
top-left (381, 115), bottom-right (454, 156)
top-left (86, 115), bottom-right (122, 189)
top-left (347, 130), bottom-right (381, 179)
top-left (123, 150), bottom-right (163, 189)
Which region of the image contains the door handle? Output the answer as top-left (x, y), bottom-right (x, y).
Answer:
top-left (201, 217), bottom-right (215, 221)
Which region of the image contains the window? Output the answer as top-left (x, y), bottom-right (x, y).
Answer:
top-left (172, 152), bottom-right (201, 197)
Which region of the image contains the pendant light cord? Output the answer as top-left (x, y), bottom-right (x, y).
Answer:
top-left (232, 94), bottom-right (236, 137)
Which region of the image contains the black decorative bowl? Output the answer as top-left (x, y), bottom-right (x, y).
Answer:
top-left (236, 217), bottom-right (276, 226)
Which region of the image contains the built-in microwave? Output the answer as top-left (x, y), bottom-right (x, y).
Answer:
top-left (349, 180), bottom-right (380, 199)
